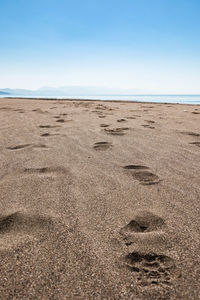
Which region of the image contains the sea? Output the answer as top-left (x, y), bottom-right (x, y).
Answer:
top-left (0, 94), bottom-right (200, 105)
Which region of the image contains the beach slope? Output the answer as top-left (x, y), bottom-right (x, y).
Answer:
top-left (0, 98), bottom-right (199, 299)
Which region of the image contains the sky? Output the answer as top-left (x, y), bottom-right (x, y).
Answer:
top-left (0, 0), bottom-right (200, 93)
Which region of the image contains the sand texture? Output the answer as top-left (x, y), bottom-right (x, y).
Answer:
top-left (0, 98), bottom-right (199, 299)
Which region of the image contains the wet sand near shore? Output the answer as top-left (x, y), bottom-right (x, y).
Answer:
top-left (0, 98), bottom-right (199, 299)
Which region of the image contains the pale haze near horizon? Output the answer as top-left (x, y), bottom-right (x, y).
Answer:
top-left (0, 0), bottom-right (200, 94)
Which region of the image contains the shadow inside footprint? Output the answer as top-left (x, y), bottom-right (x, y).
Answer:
top-left (100, 124), bottom-right (110, 128)
top-left (0, 212), bottom-right (54, 248)
top-left (0, 107), bottom-right (12, 110)
top-left (123, 251), bottom-right (178, 287)
top-left (181, 131), bottom-right (200, 137)
top-left (41, 133), bottom-right (50, 137)
top-left (7, 144), bottom-right (31, 150)
top-left (39, 125), bottom-right (60, 128)
top-left (123, 165), bottom-right (149, 170)
top-left (56, 119), bottom-right (65, 123)
top-left (0, 212), bottom-right (53, 233)
top-left (93, 142), bottom-right (112, 151)
top-left (145, 120), bottom-right (155, 124)
top-left (189, 142), bottom-right (200, 147)
top-left (120, 211), bottom-right (165, 235)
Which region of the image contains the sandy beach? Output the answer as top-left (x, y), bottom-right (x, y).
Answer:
top-left (0, 97), bottom-right (199, 299)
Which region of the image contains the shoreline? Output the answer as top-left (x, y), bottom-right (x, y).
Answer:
top-left (1, 96), bottom-right (200, 105)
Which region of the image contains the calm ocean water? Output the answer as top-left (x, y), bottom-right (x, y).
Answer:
top-left (1, 94), bottom-right (200, 104)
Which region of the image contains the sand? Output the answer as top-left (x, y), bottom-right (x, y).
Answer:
top-left (0, 98), bottom-right (199, 299)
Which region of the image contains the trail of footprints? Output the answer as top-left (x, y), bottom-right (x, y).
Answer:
top-left (119, 211), bottom-right (180, 288)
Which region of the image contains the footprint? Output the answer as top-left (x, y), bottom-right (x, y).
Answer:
top-left (32, 109), bottom-right (48, 114)
top-left (92, 110), bottom-right (102, 114)
top-left (41, 133), bottom-right (50, 137)
top-left (56, 119), bottom-right (65, 123)
top-left (14, 109), bottom-right (25, 113)
top-left (0, 212), bottom-right (50, 233)
top-left (142, 124), bottom-right (150, 128)
top-left (141, 106), bottom-right (154, 109)
top-left (189, 142), bottom-right (200, 147)
top-left (6, 144), bottom-right (31, 150)
top-left (117, 119), bottom-right (126, 122)
top-left (120, 211), bottom-right (165, 235)
top-left (40, 133), bottom-right (59, 137)
top-left (142, 123), bottom-right (155, 129)
top-left (132, 171), bottom-right (160, 185)
top-left (100, 124), bottom-right (110, 128)
top-left (39, 125), bottom-right (60, 128)
top-left (23, 166), bottom-right (66, 176)
top-left (123, 166), bottom-right (160, 185)
top-left (0, 107), bottom-right (12, 111)
top-left (181, 131), bottom-right (200, 137)
top-left (95, 104), bottom-right (107, 110)
top-left (93, 142), bottom-right (112, 151)
top-left (192, 111), bottom-right (200, 114)
top-left (123, 251), bottom-right (179, 287)
top-left (0, 212), bottom-right (54, 249)
top-left (104, 127), bottom-right (129, 136)
top-left (123, 165), bottom-right (149, 170)
top-left (145, 120), bottom-right (155, 124)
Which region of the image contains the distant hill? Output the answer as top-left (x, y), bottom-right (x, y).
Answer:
top-left (0, 90), bottom-right (10, 95)
top-left (0, 88), bottom-right (31, 95)
top-left (0, 86), bottom-right (149, 97)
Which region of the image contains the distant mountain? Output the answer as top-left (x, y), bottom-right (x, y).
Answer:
top-left (0, 88), bottom-right (33, 95)
top-left (0, 86), bottom-right (151, 97)
top-left (0, 90), bottom-right (10, 95)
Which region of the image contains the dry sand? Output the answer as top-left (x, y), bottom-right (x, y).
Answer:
top-left (0, 98), bottom-right (199, 299)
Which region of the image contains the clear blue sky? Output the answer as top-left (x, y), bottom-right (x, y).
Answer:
top-left (0, 0), bottom-right (200, 93)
